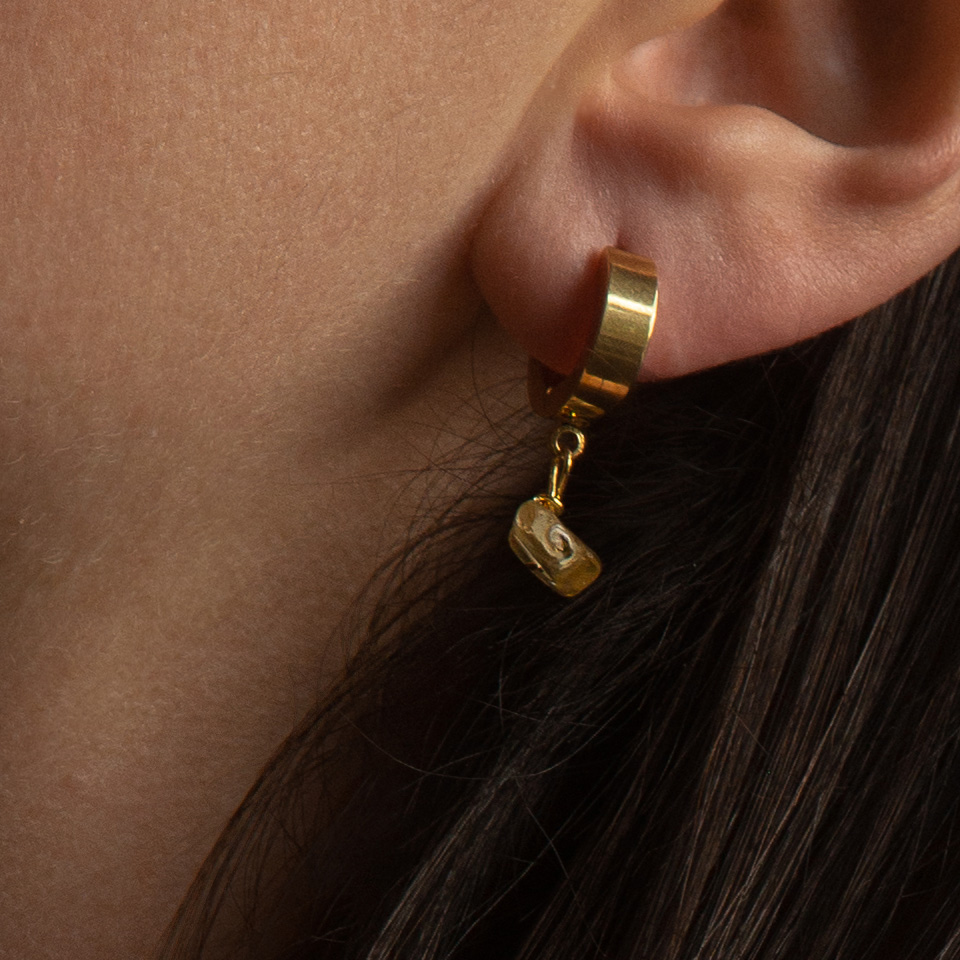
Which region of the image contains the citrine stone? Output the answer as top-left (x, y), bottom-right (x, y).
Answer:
top-left (509, 498), bottom-right (602, 597)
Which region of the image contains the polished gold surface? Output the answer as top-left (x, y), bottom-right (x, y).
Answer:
top-left (528, 247), bottom-right (658, 422)
top-left (509, 497), bottom-right (602, 597)
top-left (512, 247), bottom-right (656, 597)
top-left (545, 424), bottom-right (586, 511)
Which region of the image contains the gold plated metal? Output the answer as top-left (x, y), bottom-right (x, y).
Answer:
top-left (544, 423), bottom-right (586, 511)
top-left (528, 247), bottom-right (658, 423)
top-left (510, 247), bottom-right (658, 597)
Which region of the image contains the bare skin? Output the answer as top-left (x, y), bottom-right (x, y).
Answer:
top-left (1, 0), bottom-right (959, 956)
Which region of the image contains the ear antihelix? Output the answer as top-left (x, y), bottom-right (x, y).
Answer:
top-left (612, 0), bottom-right (960, 150)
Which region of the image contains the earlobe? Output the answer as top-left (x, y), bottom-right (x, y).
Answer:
top-left (471, 0), bottom-right (960, 381)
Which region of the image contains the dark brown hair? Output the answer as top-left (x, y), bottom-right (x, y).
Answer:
top-left (162, 247), bottom-right (960, 960)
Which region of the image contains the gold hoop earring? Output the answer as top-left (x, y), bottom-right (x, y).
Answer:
top-left (509, 247), bottom-right (658, 597)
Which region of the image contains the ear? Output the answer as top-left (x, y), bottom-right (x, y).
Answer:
top-left (471, 0), bottom-right (960, 380)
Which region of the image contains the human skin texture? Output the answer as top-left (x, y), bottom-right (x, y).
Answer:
top-left (1, 0), bottom-right (959, 956)
top-left (0, 2), bottom-right (716, 955)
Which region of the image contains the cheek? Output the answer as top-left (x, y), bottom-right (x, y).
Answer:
top-left (0, 0), bottom-right (603, 498)
top-left (0, 0), bottom-right (591, 319)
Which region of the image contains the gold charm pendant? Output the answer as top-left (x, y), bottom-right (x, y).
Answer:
top-left (509, 247), bottom-right (658, 598)
top-left (510, 426), bottom-right (601, 597)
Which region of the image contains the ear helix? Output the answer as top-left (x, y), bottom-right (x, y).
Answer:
top-left (509, 247), bottom-right (658, 597)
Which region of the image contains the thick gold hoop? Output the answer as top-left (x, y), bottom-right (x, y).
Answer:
top-left (528, 247), bottom-right (658, 422)
top-left (510, 246), bottom-right (658, 597)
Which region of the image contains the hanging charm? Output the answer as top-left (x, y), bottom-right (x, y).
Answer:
top-left (509, 247), bottom-right (658, 597)
top-left (509, 424), bottom-right (601, 597)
